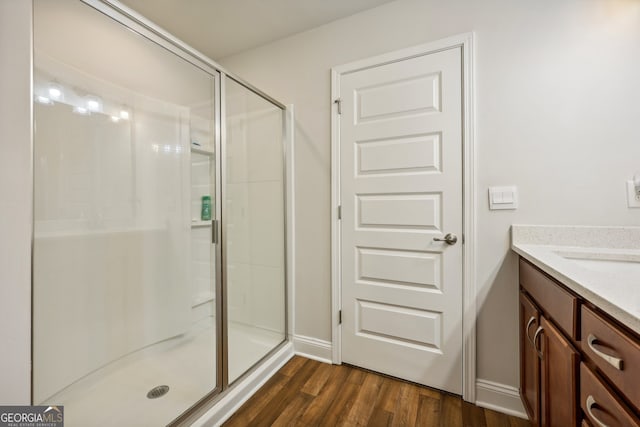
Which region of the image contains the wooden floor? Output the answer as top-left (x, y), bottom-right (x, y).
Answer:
top-left (224, 356), bottom-right (531, 427)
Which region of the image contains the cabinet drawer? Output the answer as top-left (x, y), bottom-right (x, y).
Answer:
top-left (581, 305), bottom-right (640, 412)
top-left (519, 258), bottom-right (578, 339)
top-left (580, 363), bottom-right (639, 427)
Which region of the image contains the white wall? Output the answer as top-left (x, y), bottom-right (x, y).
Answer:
top-left (219, 0), bottom-right (640, 394)
top-left (0, 0), bottom-right (32, 404)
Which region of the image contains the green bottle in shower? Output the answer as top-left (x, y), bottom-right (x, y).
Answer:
top-left (201, 196), bottom-right (212, 221)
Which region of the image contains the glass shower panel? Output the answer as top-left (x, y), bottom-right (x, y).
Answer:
top-left (32, 1), bottom-right (218, 425)
top-left (225, 78), bottom-right (286, 383)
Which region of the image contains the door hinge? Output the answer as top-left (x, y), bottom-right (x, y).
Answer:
top-left (334, 98), bottom-right (342, 115)
top-left (338, 310), bottom-right (342, 325)
top-left (462, 233), bottom-right (465, 244)
top-left (212, 219), bottom-right (218, 244)
top-left (337, 205), bottom-right (342, 220)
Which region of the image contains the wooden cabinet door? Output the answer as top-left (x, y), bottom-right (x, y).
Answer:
top-left (540, 316), bottom-right (579, 427)
top-left (520, 291), bottom-right (540, 425)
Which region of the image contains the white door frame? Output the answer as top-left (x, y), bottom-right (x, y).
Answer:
top-left (330, 32), bottom-right (476, 403)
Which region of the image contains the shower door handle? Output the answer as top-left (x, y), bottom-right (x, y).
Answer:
top-left (212, 219), bottom-right (218, 244)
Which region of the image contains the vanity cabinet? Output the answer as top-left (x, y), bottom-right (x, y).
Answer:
top-left (520, 292), bottom-right (540, 426)
top-left (518, 258), bottom-right (640, 427)
top-left (581, 305), bottom-right (640, 409)
top-left (519, 264), bottom-right (579, 427)
top-left (539, 316), bottom-right (579, 426)
top-left (580, 363), bottom-right (638, 427)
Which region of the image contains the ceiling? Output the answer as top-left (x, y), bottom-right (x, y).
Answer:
top-left (117, 0), bottom-right (397, 60)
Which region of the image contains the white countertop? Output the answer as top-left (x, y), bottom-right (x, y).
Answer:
top-left (511, 225), bottom-right (640, 336)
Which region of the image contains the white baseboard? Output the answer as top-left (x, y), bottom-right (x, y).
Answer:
top-left (475, 379), bottom-right (528, 419)
top-left (191, 342), bottom-right (295, 427)
top-left (293, 334), bottom-right (332, 364)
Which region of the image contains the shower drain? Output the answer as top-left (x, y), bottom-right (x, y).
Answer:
top-left (147, 385), bottom-right (170, 399)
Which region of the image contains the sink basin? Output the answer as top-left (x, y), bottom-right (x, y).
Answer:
top-left (567, 258), bottom-right (640, 275)
top-left (554, 250), bottom-right (640, 278)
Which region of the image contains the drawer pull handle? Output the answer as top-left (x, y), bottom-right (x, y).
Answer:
top-left (525, 316), bottom-right (537, 345)
top-left (586, 395), bottom-right (609, 427)
top-left (588, 334), bottom-right (623, 370)
top-left (533, 325), bottom-right (544, 358)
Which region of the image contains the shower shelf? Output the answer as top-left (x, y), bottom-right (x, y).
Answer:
top-left (191, 146), bottom-right (214, 156)
top-left (192, 291), bottom-right (214, 307)
top-left (191, 220), bottom-right (212, 228)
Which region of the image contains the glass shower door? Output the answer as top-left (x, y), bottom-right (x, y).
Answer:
top-left (32, 1), bottom-right (219, 425)
top-left (224, 77), bottom-right (287, 383)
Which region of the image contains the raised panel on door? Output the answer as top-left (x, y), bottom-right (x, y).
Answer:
top-left (540, 316), bottom-right (579, 427)
top-left (340, 47), bottom-right (463, 394)
top-left (520, 291), bottom-right (540, 426)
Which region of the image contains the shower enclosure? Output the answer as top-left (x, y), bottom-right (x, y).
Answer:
top-left (31, 1), bottom-right (287, 425)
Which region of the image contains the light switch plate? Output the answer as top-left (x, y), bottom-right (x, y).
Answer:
top-left (627, 181), bottom-right (640, 208)
top-left (489, 186), bottom-right (518, 210)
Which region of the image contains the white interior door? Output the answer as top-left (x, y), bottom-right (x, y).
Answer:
top-left (339, 47), bottom-right (463, 394)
